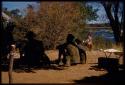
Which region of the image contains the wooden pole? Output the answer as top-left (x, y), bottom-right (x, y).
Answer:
top-left (8, 44), bottom-right (15, 84)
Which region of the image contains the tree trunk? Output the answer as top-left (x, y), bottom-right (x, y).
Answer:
top-left (102, 2), bottom-right (122, 45)
top-left (9, 51), bottom-right (14, 84)
top-left (8, 45), bottom-right (15, 84)
top-left (111, 22), bottom-right (121, 45)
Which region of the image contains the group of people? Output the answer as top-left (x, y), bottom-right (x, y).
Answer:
top-left (56, 32), bottom-right (93, 67)
top-left (1, 19), bottom-right (93, 70)
top-left (1, 21), bottom-right (51, 70)
top-left (56, 34), bottom-right (87, 67)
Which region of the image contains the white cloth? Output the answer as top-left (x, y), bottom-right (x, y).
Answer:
top-left (2, 12), bottom-right (11, 21)
top-left (7, 52), bottom-right (20, 59)
top-left (103, 49), bottom-right (121, 53)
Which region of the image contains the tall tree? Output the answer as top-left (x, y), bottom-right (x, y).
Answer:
top-left (10, 9), bottom-right (20, 17)
top-left (101, 1), bottom-right (124, 45)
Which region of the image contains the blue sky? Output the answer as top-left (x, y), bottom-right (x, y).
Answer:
top-left (2, 1), bottom-right (109, 24)
top-left (2, 2), bottom-right (36, 11)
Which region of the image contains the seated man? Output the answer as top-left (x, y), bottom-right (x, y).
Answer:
top-left (75, 39), bottom-right (86, 64)
top-left (65, 34), bottom-right (80, 66)
top-left (56, 43), bottom-right (68, 66)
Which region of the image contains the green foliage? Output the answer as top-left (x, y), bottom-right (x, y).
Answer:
top-left (85, 5), bottom-right (98, 21)
top-left (78, 2), bottom-right (98, 21)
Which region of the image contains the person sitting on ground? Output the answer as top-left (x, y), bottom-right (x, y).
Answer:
top-left (24, 31), bottom-right (50, 69)
top-left (56, 43), bottom-right (68, 66)
top-left (65, 34), bottom-right (80, 66)
top-left (75, 39), bottom-right (86, 64)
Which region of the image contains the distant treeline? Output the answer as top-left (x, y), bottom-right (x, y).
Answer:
top-left (85, 23), bottom-right (111, 29)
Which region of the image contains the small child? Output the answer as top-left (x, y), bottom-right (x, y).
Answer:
top-left (85, 32), bottom-right (93, 51)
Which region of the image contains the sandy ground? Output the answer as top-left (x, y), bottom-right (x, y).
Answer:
top-left (1, 50), bottom-right (123, 84)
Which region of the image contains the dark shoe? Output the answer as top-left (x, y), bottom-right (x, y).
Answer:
top-left (71, 63), bottom-right (77, 66)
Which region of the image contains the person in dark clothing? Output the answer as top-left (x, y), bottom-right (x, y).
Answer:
top-left (6, 22), bottom-right (15, 53)
top-left (24, 31), bottom-right (50, 69)
top-left (75, 39), bottom-right (87, 64)
top-left (1, 20), bottom-right (16, 71)
top-left (56, 43), bottom-right (68, 66)
top-left (1, 21), bottom-right (15, 59)
top-left (65, 34), bottom-right (80, 66)
top-left (24, 31), bottom-right (42, 69)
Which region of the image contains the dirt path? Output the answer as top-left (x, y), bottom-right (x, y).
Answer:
top-left (1, 50), bottom-right (123, 84)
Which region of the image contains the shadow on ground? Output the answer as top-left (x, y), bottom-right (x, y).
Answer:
top-left (74, 64), bottom-right (125, 85)
top-left (1, 59), bottom-right (67, 73)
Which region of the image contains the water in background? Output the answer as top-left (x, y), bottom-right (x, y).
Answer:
top-left (93, 29), bottom-right (115, 43)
